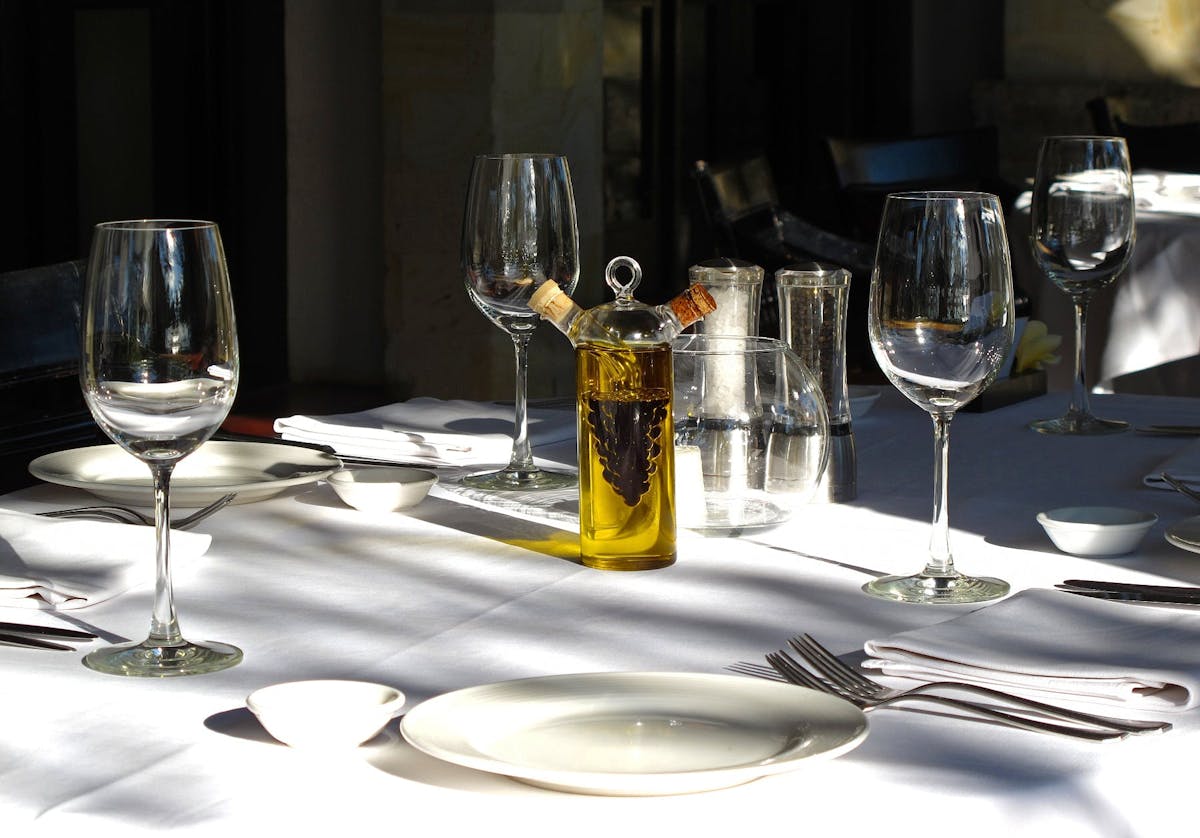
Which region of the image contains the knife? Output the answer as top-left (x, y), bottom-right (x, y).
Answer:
top-left (1136, 425), bottom-right (1200, 436)
top-left (1058, 579), bottom-right (1200, 604)
top-left (0, 621), bottom-right (97, 640)
top-left (0, 632), bottom-right (74, 651)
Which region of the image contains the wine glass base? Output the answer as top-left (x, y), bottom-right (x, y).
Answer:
top-left (83, 638), bottom-right (243, 677)
top-left (862, 572), bottom-right (1010, 604)
top-left (461, 467), bottom-right (577, 491)
top-left (1030, 414), bottom-right (1129, 435)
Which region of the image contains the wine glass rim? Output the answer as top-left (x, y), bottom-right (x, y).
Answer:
top-left (886, 190), bottom-right (1000, 203)
top-left (473, 153), bottom-right (567, 161)
top-left (94, 219), bottom-right (218, 231)
top-left (1041, 134), bottom-right (1127, 143)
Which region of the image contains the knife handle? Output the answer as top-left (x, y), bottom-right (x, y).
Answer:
top-left (1061, 579), bottom-right (1200, 599)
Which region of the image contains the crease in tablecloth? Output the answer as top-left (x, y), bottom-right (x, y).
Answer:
top-left (862, 588), bottom-right (1200, 711)
top-left (0, 508), bottom-right (211, 609)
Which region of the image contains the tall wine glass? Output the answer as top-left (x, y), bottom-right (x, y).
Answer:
top-left (866, 192), bottom-right (1015, 604)
top-left (461, 153), bottom-right (579, 490)
top-left (80, 220), bottom-right (241, 676)
top-left (1029, 136), bottom-right (1135, 435)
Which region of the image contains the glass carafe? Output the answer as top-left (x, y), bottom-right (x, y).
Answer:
top-left (530, 256), bottom-right (716, 569)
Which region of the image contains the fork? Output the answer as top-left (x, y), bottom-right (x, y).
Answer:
top-left (38, 493), bottom-right (237, 531)
top-left (1161, 472), bottom-right (1200, 504)
top-left (787, 633), bottom-right (1170, 735)
top-left (755, 651), bottom-right (1127, 742)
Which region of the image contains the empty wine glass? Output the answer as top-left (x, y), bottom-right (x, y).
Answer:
top-left (1029, 136), bottom-right (1135, 435)
top-left (461, 153), bottom-right (579, 490)
top-left (866, 192), bottom-right (1015, 604)
top-left (80, 220), bottom-right (242, 675)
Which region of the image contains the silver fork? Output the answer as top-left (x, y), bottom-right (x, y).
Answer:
top-left (755, 651), bottom-right (1128, 742)
top-left (788, 633), bottom-right (1170, 735)
top-left (1161, 472), bottom-right (1200, 504)
top-left (38, 493), bottom-right (237, 531)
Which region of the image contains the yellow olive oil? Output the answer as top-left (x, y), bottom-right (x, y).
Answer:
top-left (576, 343), bottom-right (676, 570)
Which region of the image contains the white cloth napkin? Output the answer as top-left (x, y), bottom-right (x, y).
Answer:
top-left (1016, 176), bottom-right (1200, 217)
top-left (0, 509), bottom-right (211, 609)
top-left (1144, 438), bottom-right (1200, 488)
top-left (1133, 171), bottom-right (1200, 216)
top-left (273, 397), bottom-right (577, 467)
top-left (862, 588), bottom-right (1200, 711)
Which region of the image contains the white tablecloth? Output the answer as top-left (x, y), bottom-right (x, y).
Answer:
top-left (1013, 205), bottom-right (1200, 393)
top-left (4, 392), bottom-right (1200, 837)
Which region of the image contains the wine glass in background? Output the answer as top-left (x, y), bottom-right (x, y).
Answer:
top-left (80, 220), bottom-right (242, 676)
top-left (1029, 135), bottom-right (1135, 435)
top-left (866, 192), bottom-right (1015, 604)
top-left (461, 153), bottom-right (580, 490)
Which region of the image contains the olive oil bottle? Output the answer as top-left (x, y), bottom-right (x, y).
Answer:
top-left (530, 256), bottom-right (716, 570)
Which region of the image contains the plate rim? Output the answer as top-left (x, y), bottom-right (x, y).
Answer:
top-left (1166, 515), bottom-right (1200, 554)
top-left (399, 670), bottom-right (869, 795)
top-left (28, 440), bottom-right (340, 505)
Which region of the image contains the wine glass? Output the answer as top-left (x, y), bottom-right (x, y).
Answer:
top-left (866, 192), bottom-right (1015, 604)
top-left (80, 220), bottom-right (242, 676)
top-left (461, 153), bottom-right (580, 490)
top-left (1029, 136), bottom-right (1135, 435)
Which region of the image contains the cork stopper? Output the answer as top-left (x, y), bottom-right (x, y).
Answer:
top-left (669, 284), bottom-right (717, 328)
top-left (529, 279), bottom-right (576, 325)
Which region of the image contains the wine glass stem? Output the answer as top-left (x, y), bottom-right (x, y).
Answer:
top-left (149, 462), bottom-right (182, 646)
top-left (507, 332), bottom-right (536, 472)
top-left (1069, 295), bottom-right (1093, 417)
top-left (925, 412), bottom-right (955, 577)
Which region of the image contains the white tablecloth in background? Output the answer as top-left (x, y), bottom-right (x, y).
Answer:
top-left (4, 392), bottom-right (1200, 837)
top-left (1013, 205), bottom-right (1200, 393)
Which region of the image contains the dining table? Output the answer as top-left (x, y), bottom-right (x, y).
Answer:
top-left (4, 386), bottom-right (1200, 837)
top-left (1011, 171), bottom-right (1200, 393)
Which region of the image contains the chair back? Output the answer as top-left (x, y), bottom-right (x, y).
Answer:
top-left (0, 259), bottom-right (102, 493)
top-left (824, 127), bottom-right (1000, 240)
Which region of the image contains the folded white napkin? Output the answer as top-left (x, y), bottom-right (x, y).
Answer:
top-left (862, 588), bottom-right (1200, 711)
top-left (0, 509), bottom-right (211, 609)
top-left (1016, 178), bottom-right (1200, 217)
top-left (1144, 438), bottom-right (1200, 488)
top-left (273, 398), bottom-right (577, 467)
top-left (1134, 171), bottom-right (1200, 216)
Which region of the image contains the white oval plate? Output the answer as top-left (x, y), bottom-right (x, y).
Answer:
top-left (849, 385), bottom-right (883, 419)
top-left (1166, 515), bottom-right (1200, 554)
top-left (29, 441), bottom-right (340, 507)
top-left (400, 671), bottom-right (868, 796)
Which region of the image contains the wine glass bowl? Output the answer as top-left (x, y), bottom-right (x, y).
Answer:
top-left (80, 219), bottom-right (242, 676)
top-left (460, 153), bottom-right (580, 490)
top-left (1029, 136), bottom-right (1135, 435)
top-left (866, 192), bottom-right (1015, 604)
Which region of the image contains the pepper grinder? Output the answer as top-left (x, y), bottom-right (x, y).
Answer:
top-left (776, 263), bottom-right (856, 502)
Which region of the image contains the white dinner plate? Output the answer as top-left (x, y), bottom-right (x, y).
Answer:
top-left (29, 441), bottom-right (340, 507)
top-left (399, 671), bottom-right (868, 796)
top-left (1166, 515), bottom-right (1200, 554)
top-left (849, 384), bottom-right (883, 418)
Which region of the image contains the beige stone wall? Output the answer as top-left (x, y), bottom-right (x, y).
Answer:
top-left (1006, 0), bottom-right (1200, 85)
top-left (381, 1), bottom-right (603, 401)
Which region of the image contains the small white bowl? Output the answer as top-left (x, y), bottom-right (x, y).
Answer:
top-left (1037, 506), bottom-right (1158, 557)
top-left (849, 385), bottom-right (882, 419)
top-left (246, 679), bottom-right (406, 750)
top-left (328, 467), bottom-right (437, 512)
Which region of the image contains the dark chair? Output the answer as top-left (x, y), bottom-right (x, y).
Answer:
top-left (1113, 116), bottom-right (1200, 173)
top-left (1088, 95), bottom-right (1200, 172)
top-left (824, 126), bottom-right (1009, 241)
top-left (0, 259), bottom-right (104, 493)
top-left (690, 156), bottom-right (877, 374)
